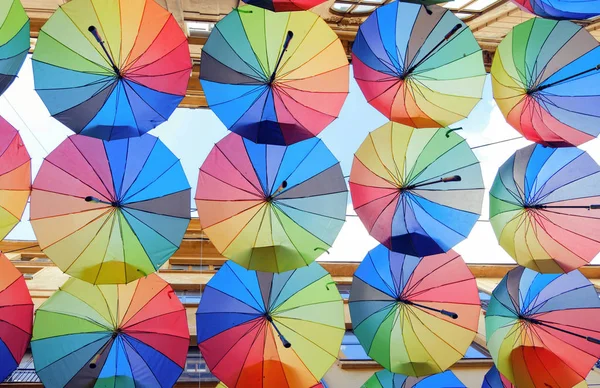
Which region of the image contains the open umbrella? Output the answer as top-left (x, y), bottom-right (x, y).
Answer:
top-left (31, 274), bottom-right (189, 387)
top-left (200, 6), bottom-right (349, 145)
top-left (218, 381), bottom-right (325, 387)
top-left (196, 261), bottom-right (344, 388)
top-left (363, 370), bottom-right (465, 388)
top-left (196, 133), bottom-right (347, 273)
top-left (486, 266), bottom-right (600, 388)
top-left (492, 19), bottom-right (600, 147)
top-left (349, 122), bottom-right (483, 256)
top-left (0, 0), bottom-right (29, 96)
top-left (482, 365), bottom-right (514, 388)
top-left (352, 2), bottom-right (485, 128)
top-left (242, 0), bottom-right (326, 11)
top-left (0, 116), bottom-right (30, 241)
top-left (509, 0), bottom-right (600, 19)
top-left (0, 252), bottom-right (33, 382)
top-left (32, 0), bottom-right (191, 140)
top-left (31, 134), bottom-right (190, 284)
top-left (490, 144), bottom-right (600, 273)
top-left (349, 244), bottom-right (481, 376)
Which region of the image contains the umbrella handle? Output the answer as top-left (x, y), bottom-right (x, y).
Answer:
top-left (88, 26), bottom-right (121, 76)
top-left (588, 336), bottom-right (600, 345)
top-left (441, 309), bottom-right (459, 319)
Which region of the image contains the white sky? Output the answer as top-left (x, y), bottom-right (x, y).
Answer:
top-left (3, 56), bottom-right (600, 264)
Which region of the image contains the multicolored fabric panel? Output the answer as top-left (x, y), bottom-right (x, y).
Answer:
top-left (486, 267), bottom-right (600, 388)
top-left (363, 369), bottom-right (466, 388)
top-left (490, 144), bottom-right (600, 273)
top-left (30, 134), bottom-right (190, 284)
top-left (31, 275), bottom-right (189, 388)
top-left (350, 122), bottom-right (483, 256)
top-left (196, 261), bottom-right (344, 388)
top-left (243, 0), bottom-right (326, 12)
top-left (352, 2), bottom-right (485, 128)
top-left (0, 116), bottom-right (30, 240)
top-left (201, 6), bottom-right (349, 145)
top-left (349, 245), bottom-right (481, 376)
top-left (32, 0), bottom-right (191, 140)
top-left (510, 0), bottom-right (600, 19)
top-left (492, 19), bottom-right (600, 147)
top-left (0, 0), bottom-right (29, 96)
top-left (0, 253), bottom-right (33, 382)
top-left (482, 365), bottom-right (514, 388)
top-left (196, 133), bottom-right (347, 273)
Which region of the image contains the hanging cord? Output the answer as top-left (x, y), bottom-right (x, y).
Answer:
top-left (471, 136), bottom-right (523, 149)
top-left (199, 224), bottom-right (204, 388)
top-left (3, 95), bottom-right (49, 154)
top-left (2, 243), bottom-right (40, 254)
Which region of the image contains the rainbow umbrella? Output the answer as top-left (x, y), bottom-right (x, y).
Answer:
top-left (349, 122), bottom-right (483, 256)
top-left (0, 253), bottom-right (33, 382)
top-left (482, 365), bottom-right (514, 388)
top-left (490, 144), bottom-right (600, 274)
top-left (195, 133), bottom-right (347, 273)
top-left (352, 2), bottom-right (485, 128)
top-left (201, 6), bottom-right (349, 145)
top-left (0, 116), bottom-right (30, 241)
top-left (510, 0), bottom-right (600, 19)
top-left (349, 245), bottom-right (480, 376)
top-left (486, 266), bottom-right (600, 388)
top-left (197, 261), bottom-right (344, 388)
top-left (218, 381), bottom-right (325, 387)
top-left (31, 274), bottom-right (189, 387)
top-left (242, 0), bottom-right (326, 11)
top-left (0, 0), bottom-right (29, 96)
top-left (30, 134), bottom-right (190, 284)
top-left (32, 0), bottom-right (191, 140)
top-left (492, 19), bottom-right (600, 147)
top-left (363, 370), bottom-right (465, 388)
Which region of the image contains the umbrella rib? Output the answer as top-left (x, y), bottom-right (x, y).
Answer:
top-left (272, 202), bottom-right (335, 248)
top-left (231, 12), bottom-right (272, 79)
top-left (272, 294), bottom-right (338, 316)
top-left (216, 203), bottom-right (268, 254)
top-left (247, 205), bottom-right (273, 272)
top-left (123, 329), bottom-right (189, 341)
top-left (403, 254), bottom-right (458, 296)
top-left (367, 134), bottom-right (402, 187)
top-left (122, 190), bottom-right (191, 217)
top-left (274, 318), bottom-right (342, 359)
top-left (120, 285), bottom-right (173, 329)
top-left (121, 16), bottom-right (170, 74)
top-left (272, 312), bottom-right (345, 332)
top-left (411, 50), bottom-right (484, 78)
top-left (121, 78), bottom-right (168, 123)
top-left (278, 39), bottom-right (343, 80)
top-left (204, 318), bottom-right (264, 370)
top-left (122, 331), bottom-right (188, 367)
top-left (120, 335), bottom-right (166, 386)
top-left (274, 16), bottom-right (315, 78)
top-left (37, 309), bottom-right (113, 334)
top-left (350, 301), bottom-right (396, 331)
top-left (122, 160), bottom-right (180, 203)
top-left (275, 196), bottom-right (347, 222)
top-left (228, 268), bottom-right (269, 313)
top-left (121, 207), bottom-right (178, 250)
top-left (34, 334), bottom-right (112, 374)
top-left (97, 284), bottom-right (117, 328)
top-left (270, 206), bottom-right (316, 267)
top-left (270, 87), bottom-right (329, 142)
top-left (214, 142), bottom-right (265, 196)
top-left (0, 318), bottom-right (31, 336)
top-left (199, 168), bottom-right (263, 199)
top-left (269, 141), bottom-right (321, 196)
top-left (233, 324), bottom-right (268, 388)
top-left (408, 191), bottom-right (476, 238)
top-left (41, 160), bottom-right (113, 202)
top-left (68, 138), bottom-right (116, 201)
top-left (125, 39), bottom-right (190, 75)
top-left (30, 75), bottom-right (115, 91)
top-left (403, 307), bottom-right (445, 373)
top-left (91, 214), bottom-right (119, 285)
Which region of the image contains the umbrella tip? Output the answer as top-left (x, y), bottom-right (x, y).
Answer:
top-left (88, 26), bottom-right (96, 33)
top-left (84, 196), bottom-right (95, 202)
top-left (425, 5), bottom-right (433, 15)
top-left (89, 363), bottom-right (97, 369)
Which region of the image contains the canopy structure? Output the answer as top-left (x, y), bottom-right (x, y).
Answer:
top-left (362, 369), bottom-right (466, 387)
top-left (0, 0), bottom-right (29, 96)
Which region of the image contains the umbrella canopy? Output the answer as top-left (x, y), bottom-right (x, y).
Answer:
top-left (352, 2), bottom-right (485, 128)
top-left (486, 266), bottom-right (600, 388)
top-left (242, 0), bottom-right (326, 11)
top-left (196, 133), bottom-right (347, 273)
top-left (492, 19), bottom-right (600, 147)
top-left (363, 370), bottom-right (465, 388)
top-left (200, 6), bottom-right (349, 145)
top-left (509, 0), bottom-right (600, 19)
top-left (32, 0), bottom-right (191, 140)
top-left (482, 365), bottom-right (514, 388)
top-left (0, 252), bottom-right (33, 382)
top-left (349, 244), bottom-right (480, 376)
top-left (0, 117), bottom-right (30, 241)
top-left (490, 144), bottom-right (600, 273)
top-left (349, 122), bottom-right (483, 256)
top-left (31, 274), bottom-right (189, 387)
top-left (197, 261), bottom-right (344, 388)
top-left (217, 381), bottom-right (325, 387)
top-left (0, 0), bottom-right (29, 96)
top-left (30, 134), bottom-right (190, 284)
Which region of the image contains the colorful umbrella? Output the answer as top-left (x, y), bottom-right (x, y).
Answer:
top-left (363, 370), bottom-right (465, 388)
top-left (490, 144), bottom-right (600, 274)
top-left (0, 252), bottom-right (33, 382)
top-left (352, 2), bottom-right (485, 128)
top-left (509, 0), bottom-right (600, 19)
top-left (200, 6), bottom-right (349, 145)
top-left (196, 133), bottom-right (347, 273)
top-left (486, 266), bottom-right (600, 388)
top-left (30, 134), bottom-right (190, 284)
top-left (349, 122), bottom-right (483, 256)
top-left (349, 244), bottom-right (481, 376)
top-left (482, 365), bottom-right (514, 388)
top-left (492, 19), bottom-right (600, 147)
top-left (32, 0), bottom-right (191, 140)
top-left (0, 117), bottom-right (30, 241)
top-left (242, 0), bottom-right (326, 11)
top-left (218, 381), bottom-right (325, 387)
top-left (0, 0), bottom-right (29, 96)
top-left (31, 274), bottom-right (189, 387)
top-left (196, 261), bottom-right (344, 388)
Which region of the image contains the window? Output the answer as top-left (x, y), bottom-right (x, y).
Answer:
top-left (330, 0), bottom-right (389, 16)
top-left (340, 331), bottom-right (371, 361)
top-left (179, 348), bottom-right (219, 383)
top-left (175, 290), bottom-right (202, 305)
top-left (337, 284), bottom-right (351, 300)
top-left (479, 290), bottom-right (491, 311)
top-left (464, 342), bottom-right (491, 359)
top-left (3, 353), bottom-right (39, 383)
top-left (170, 264), bottom-right (210, 272)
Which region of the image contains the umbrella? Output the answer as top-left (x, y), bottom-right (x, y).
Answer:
top-left (363, 370), bottom-right (465, 388)
top-left (31, 274), bottom-right (189, 387)
top-left (30, 134), bottom-right (190, 284)
top-left (0, 117), bottom-right (30, 240)
top-left (196, 261), bottom-right (344, 388)
top-left (0, 0), bottom-right (29, 96)
top-left (0, 252), bottom-right (33, 382)
top-left (349, 122), bottom-right (484, 256)
top-left (200, 6), bottom-right (349, 145)
top-left (351, 2), bottom-right (485, 128)
top-left (32, 0), bottom-right (191, 140)
top-left (486, 266), bottom-right (600, 388)
top-left (217, 381), bottom-right (325, 387)
top-left (195, 133), bottom-right (347, 273)
top-left (490, 144), bottom-right (600, 273)
top-left (509, 0), bottom-right (600, 19)
top-left (491, 19), bottom-right (600, 147)
top-left (242, 0), bottom-right (326, 11)
top-left (349, 244), bottom-right (481, 376)
top-left (482, 365), bottom-right (514, 388)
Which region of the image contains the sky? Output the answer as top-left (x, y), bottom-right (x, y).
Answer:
top-left (3, 55), bottom-right (600, 264)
